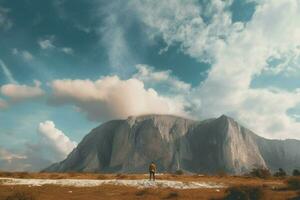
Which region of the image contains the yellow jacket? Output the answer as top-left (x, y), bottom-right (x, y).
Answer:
top-left (149, 163), bottom-right (156, 172)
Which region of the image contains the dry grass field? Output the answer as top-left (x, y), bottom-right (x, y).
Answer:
top-left (0, 172), bottom-right (299, 200)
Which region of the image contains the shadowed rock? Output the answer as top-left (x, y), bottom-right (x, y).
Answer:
top-left (43, 114), bottom-right (300, 174)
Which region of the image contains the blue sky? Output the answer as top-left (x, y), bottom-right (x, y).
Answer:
top-left (1, 0), bottom-right (300, 171)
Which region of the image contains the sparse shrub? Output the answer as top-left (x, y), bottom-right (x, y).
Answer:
top-left (249, 168), bottom-right (271, 179)
top-left (287, 177), bottom-right (300, 190)
top-left (174, 169), bottom-right (184, 175)
top-left (274, 168), bottom-right (287, 177)
top-left (293, 169), bottom-right (300, 176)
top-left (6, 191), bottom-right (35, 200)
top-left (223, 185), bottom-right (264, 200)
top-left (164, 191), bottom-right (179, 199)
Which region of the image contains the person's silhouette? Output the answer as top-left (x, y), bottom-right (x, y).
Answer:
top-left (149, 162), bottom-right (156, 181)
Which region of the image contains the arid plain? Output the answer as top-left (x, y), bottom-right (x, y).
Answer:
top-left (0, 172), bottom-right (300, 200)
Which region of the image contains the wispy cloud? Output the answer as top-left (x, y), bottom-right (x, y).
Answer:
top-left (133, 64), bottom-right (191, 94)
top-left (0, 59), bottom-right (17, 84)
top-left (0, 6), bottom-right (13, 30)
top-left (38, 36), bottom-right (55, 50)
top-left (99, 1), bottom-right (136, 73)
top-left (12, 48), bottom-right (34, 61)
top-left (0, 148), bottom-right (27, 163)
top-left (38, 35), bottom-right (74, 55)
top-left (60, 47), bottom-right (74, 55)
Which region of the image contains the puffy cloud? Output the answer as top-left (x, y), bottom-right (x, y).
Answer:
top-left (0, 6), bottom-right (13, 30)
top-left (235, 89), bottom-right (300, 138)
top-left (37, 121), bottom-right (77, 160)
top-left (204, 1), bottom-right (300, 139)
top-left (128, 0), bottom-right (300, 139)
top-left (130, 0), bottom-right (236, 63)
top-left (191, 0), bottom-right (300, 139)
top-left (49, 76), bottom-right (187, 121)
top-left (0, 120), bottom-right (74, 172)
top-left (133, 64), bottom-right (191, 94)
top-left (1, 80), bottom-right (45, 102)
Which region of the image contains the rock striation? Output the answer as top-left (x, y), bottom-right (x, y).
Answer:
top-left (43, 114), bottom-right (300, 174)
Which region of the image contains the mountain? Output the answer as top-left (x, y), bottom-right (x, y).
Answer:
top-left (43, 114), bottom-right (300, 174)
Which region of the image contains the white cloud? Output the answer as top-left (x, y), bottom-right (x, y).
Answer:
top-left (0, 148), bottom-right (29, 171)
top-left (1, 80), bottom-right (45, 102)
top-left (38, 36), bottom-right (74, 55)
top-left (191, 0), bottom-right (300, 139)
top-left (0, 6), bottom-right (13, 30)
top-left (22, 51), bottom-right (34, 61)
top-left (37, 121), bottom-right (77, 160)
top-left (99, 1), bottom-right (136, 70)
top-left (60, 47), bottom-right (74, 55)
top-left (38, 36), bottom-right (55, 49)
top-left (127, 0), bottom-right (300, 139)
top-left (0, 147), bottom-right (51, 172)
top-left (49, 76), bottom-right (187, 121)
top-left (0, 120), bottom-right (75, 171)
top-left (133, 64), bottom-right (191, 94)
top-left (12, 48), bottom-right (34, 61)
top-left (0, 148), bottom-right (27, 163)
top-left (0, 110), bottom-right (57, 171)
top-left (0, 59), bottom-right (17, 84)
top-left (130, 0), bottom-right (236, 63)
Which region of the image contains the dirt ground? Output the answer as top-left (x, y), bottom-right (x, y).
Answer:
top-left (0, 172), bottom-right (299, 200)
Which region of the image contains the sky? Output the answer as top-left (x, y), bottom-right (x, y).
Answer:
top-left (0, 0), bottom-right (300, 171)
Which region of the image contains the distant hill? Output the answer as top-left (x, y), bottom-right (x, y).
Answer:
top-left (43, 114), bottom-right (300, 174)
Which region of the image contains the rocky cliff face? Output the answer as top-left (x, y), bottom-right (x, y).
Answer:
top-left (43, 114), bottom-right (300, 174)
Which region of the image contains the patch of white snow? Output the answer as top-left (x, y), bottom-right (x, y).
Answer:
top-left (0, 178), bottom-right (224, 189)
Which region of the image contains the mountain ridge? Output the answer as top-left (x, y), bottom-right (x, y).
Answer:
top-left (43, 114), bottom-right (300, 174)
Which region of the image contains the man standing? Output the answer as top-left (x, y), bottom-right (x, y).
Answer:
top-left (149, 162), bottom-right (156, 181)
